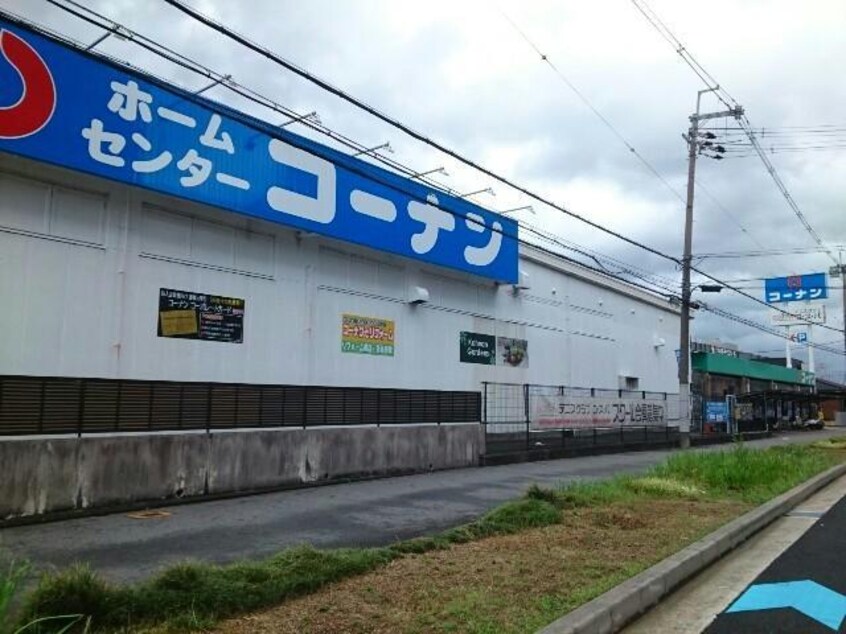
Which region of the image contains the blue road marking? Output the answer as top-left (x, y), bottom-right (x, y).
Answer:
top-left (726, 580), bottom-right (846, 631)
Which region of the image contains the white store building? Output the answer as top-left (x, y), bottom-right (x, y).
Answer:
top-left (0, 15), bottom-right (684, 520)
top-left (0, 153), bottom-right (679, 395)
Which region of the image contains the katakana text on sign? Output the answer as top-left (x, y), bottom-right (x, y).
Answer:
top-left (764, 273), bottom-right (828, 304)
top-left (0, 18), bottom-right (518, 282)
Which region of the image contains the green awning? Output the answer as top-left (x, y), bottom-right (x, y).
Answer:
top-left (692, 352), bottom-right (815, 386)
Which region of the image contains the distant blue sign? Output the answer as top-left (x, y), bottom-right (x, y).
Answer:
top-left (792, 331), bottom-right (808, 343)
top-left (705, 401), bottom-right (728, 423)
top-left (0, 18), bottom-right (518, 282)
top-left (765, 273), bottom-right (827, 303)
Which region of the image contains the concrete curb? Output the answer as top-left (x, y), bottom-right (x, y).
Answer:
top-left (538, 462), bottom-right (846, 634)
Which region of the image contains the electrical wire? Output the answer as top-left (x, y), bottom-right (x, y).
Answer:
top-left (43, 0), bottom-right (461, 198)
top-left (496, 7), bottom-right (781, 262)
top-left (18, 0), bottom-right (846, 347)
top-left (6, 3), bottom-right (692, 307)
top-left (34, 0), bottom-right (692, 304)
top-left (156, 0), bottom-right (846, 335)
top-left (699, 304), bottom-right (846, 357)
top-left (28, 6), bottom-right (846, 354)
top-left (496, 7), bottom-right (684, 205)
top-left (696, 245), bottom-right (846, 259)
top-left (630, 0), bottom-right (839, 267)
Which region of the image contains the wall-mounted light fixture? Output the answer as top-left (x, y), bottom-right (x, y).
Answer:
top-left (408, 286), bottom-right (430, 305)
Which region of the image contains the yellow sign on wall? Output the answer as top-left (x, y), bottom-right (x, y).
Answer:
top-left (159, 309), bottom-right (198, 337)
top-left (341, 314), bottom-right (395, 356)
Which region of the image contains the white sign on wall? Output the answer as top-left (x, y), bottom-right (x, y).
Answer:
top-left (770, 305), bottom-right (826, 327)
top-left (530, 394), bottom-right (667, 430)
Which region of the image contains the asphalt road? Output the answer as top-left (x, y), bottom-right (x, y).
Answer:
top-left (706, 483), bottom-right (846, 633)
top-left (2, 430), bottom-right (842, 583)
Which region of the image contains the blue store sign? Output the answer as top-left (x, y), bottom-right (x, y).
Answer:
top-left (705, 401), bottom-right (728, 423)
top-left (764, 273), bottom-right (827, 303)
top-left (0, 17), bottom-right (518, 282)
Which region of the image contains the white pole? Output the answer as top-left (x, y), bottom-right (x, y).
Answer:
top-left (807, 324), bottom-right (815, 374)
top-left (785, 325), bottom-right (792, 368)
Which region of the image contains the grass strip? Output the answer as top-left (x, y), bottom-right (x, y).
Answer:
top-left (12, 442), bottom-right (845, 633)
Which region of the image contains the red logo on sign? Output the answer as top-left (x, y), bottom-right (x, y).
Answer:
top-left (786, 275), bottom-right (802, 290)
top-left (0, 29), bottom-right (56, 139)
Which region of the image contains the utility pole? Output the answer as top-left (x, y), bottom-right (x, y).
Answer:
top-left (678, 88), bottom-right (744, 448)
top-left (831, 250), bottom-right (846, 398)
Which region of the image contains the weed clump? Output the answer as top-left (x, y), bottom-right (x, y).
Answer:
top-left (652, 445), bottom-right (834, 502)
top-left (625, 476), bottom-right (703, 498)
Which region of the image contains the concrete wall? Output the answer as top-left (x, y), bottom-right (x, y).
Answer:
top-left (0, 424), bottom-right (483, 521)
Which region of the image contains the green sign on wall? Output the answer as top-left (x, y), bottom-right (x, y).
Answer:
top-left (460, 331), bottom-right (496, 365)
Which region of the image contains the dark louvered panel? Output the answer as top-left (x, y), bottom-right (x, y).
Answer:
top-left (305, 387), bottom-right (327, 426)
top-left (343, 388), bottom-right (363, 425)
top-left (324, 388), bottom-right (346, 425)
top-left (181, 384), bottom-right (210, 430)
top-left (0, 375), bottom-right (482, 435)
top-left (115, 382), bottom-right (152, 432)
top-left (361, 389), bottom-right (379, 425)
top-left (282, 386), bottom-right (306, 427)
top-left (424, 390), bottom-right (440, 423)
top-left (209, 384), bottom-right (237, 429)
top-left (150, 383), bottom-right (181, 430)
top-left (394, 391), bottom-right (412, 424)
top-left (82, 381), bottom-right (119, 432)
top-left (236, 385), bottom-right (261, 427)
top-left (259, 386), bottom-right (284, 426)
top-left (378, 390), bottom-right (395, 424)
top-left (0, 377), bottom-right (42, 434)
top-left (41, 378), bottom-right (81, 434)
top-left (408, 391), bottom-right (428, 424)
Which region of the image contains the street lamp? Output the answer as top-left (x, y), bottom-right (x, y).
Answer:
top-left (280, 111), bottom-right (321, 128)
top-left (500, 205), bottom-right (535, 216)
top-left (86, 24), bottom-right (131, 51)
top-left (459, 187), bottom-right (495, 199)
top-left (353, 142), bottom-right (394, 157)
top-left (194, 74), bottom-right (233, 96)
top-left (410, 167), bottom-right (449, 179)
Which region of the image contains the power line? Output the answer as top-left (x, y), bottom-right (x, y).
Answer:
top-left (752, 339), bottom-right (845, 356)
top-left (43, 0), bottom-right (461, 198)
top-left (157, 0), bottom-right (685, 265)
top-left (3, 7), bottom-right (841, 368)
top-left (629, 0), bottom-right (739, 110)
top-left (630, 0), bottom-right (839, 267)
top-left (148, 0), bottom-right (846, 334)
top-left (17, 2), bottom-right (688, 307)
top-left (696, 245), bottom-right (846, 259)
top-left (38, 0), bottom-right (691, 303)
top-left (495, 7), bottom-right (783, 262)
top-left (35, 0), bottom-right (844, 336)
top-left (699, 304), bottom-right (846, 357)
top-left (158, 0), bottom-right (846, 335)
top-left (739, 115), bottom-right (840, 266)
top-left (496, 8), bottom-right (684, 205)
top-left (497, 3), bottom-right (823, 290)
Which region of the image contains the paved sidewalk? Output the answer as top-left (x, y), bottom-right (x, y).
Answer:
top-left (1, 429), bottom-right (842, 583)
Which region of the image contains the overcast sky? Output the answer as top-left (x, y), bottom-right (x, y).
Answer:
top-left (4, 0), bottom-right (845, 380)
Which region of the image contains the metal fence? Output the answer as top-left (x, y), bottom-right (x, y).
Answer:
top-left (483, 382), bottom-right (679, 456)
top-left (0, 375), bottom-right (482, 436)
